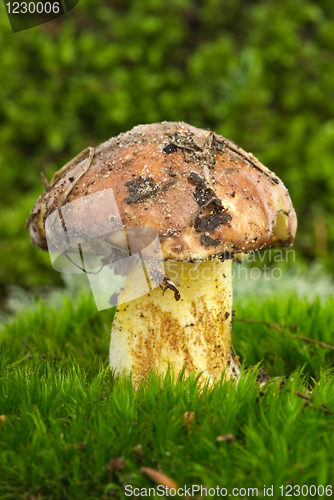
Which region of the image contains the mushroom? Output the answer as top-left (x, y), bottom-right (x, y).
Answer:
top-left (27, 122), bottom-right (297, 386)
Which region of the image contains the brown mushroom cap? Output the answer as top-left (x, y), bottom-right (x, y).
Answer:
top-left (27, 121), bottom-right (297, 261)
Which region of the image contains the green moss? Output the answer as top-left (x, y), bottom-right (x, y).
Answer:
top-left (0, 289), bottom-right (333, 498)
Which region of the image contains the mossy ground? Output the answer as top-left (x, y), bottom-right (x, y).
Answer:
top-left (0, 288), bottom-right (334, 499)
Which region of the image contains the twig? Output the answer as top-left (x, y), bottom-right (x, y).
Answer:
top-left (232, 318), bottom-right (334, 351)
top-left (40, 172), bottom-right (52, 192)
top-left (189, 196), bottom-right (217, 227)
top-left (288, 333), bottom-right (334, 352)
top-left (57, 147), bottom-right (95, 209)
top-left (287, 389), bottom-right (332, 415)
top-left (292, 390), bottom-right (310, 402)
top-left (50, 146), bottom-right (91, 185)
top-left (232, 318), bottom-right (282, 331)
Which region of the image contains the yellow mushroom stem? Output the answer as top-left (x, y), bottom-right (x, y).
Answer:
top-left (110, 258), bottom-right (240, 387)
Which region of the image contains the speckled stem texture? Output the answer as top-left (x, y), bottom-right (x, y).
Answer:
top-left (110, 258), bottom-right (240, 387)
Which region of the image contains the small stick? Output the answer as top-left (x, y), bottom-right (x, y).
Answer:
top-left (288, 333), bottom-right (334, 352)
top-left (189, 196), bottom-right (218, 227)
top-left (232, 317), bottom-right (282, 331)
top-left (39, 146), bottom-right (94, 216)
top-left (287, 389), bottom-right (332, 415)
top-left (233, 318), bottom-right (334, 351)
top-left (40, 172), bottom-right (52, 192)
top-left (50, 146), bottom-right (91, 185)
top-left (57, 147), bottom-right (95, 209)
top-left (292, 390), bottom-right (310, 402)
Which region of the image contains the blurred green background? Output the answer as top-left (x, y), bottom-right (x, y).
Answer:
top-left (1, 0), bottom-right (334, 310)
